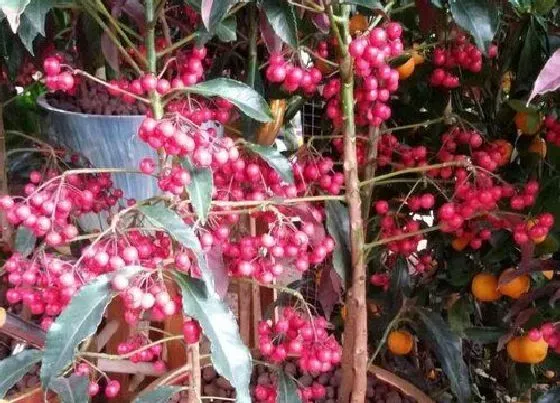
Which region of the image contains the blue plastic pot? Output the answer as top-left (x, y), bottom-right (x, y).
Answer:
top-left (37, 96), bottom-right (158, 201)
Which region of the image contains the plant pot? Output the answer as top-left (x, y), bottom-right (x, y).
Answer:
top-left (37, 96), bottom-right (158, 202)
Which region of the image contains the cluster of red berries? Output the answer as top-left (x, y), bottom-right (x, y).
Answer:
top-left (349, 23), bottom-right (403, 127)
top-left (0, 170), bottom-right (119, 247)
top-left (72, 362), bottom-right (122, 398)
top-left (512, 213), bottom-right (554, 245)
top-left (378, 134), bottom-right (428, 168)
top-left (117, 335), bottom-right (166, 372)
top-left (544, 115), bottom-right (560, 146)
top-left (166, 97), bottom-right (234, 125)
top-left (430, 31), bottom-right (484, 89)
top-left (509, 180), bottom-right (539, 211)
top-left (293, 156), bottom-right (344, 195)
top-left (257, 308), bottom-right (342, 373)
top-left (379, 216), bottom-right (425, 257)
top-left (532, 323), bottom-right (560, 354)
top-left (138, 116), bottom-right (237, 168)
top-left (265, 52), bottom-right (323, 94)
top-left (43, 55), bottom-right (76, 92)
top-left (223, 216), bottom-right (334, 283)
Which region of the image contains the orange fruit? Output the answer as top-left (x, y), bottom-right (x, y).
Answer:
top-left (341, 305), bottom-right (347, 320)
top-left (387, 330), bottom-right (414, 355)
top-left (349, 14), bottom-right (368, 35)
top-left (543, 270), bottom-right (554, 280)
top-left (451, 233), bottom-right (473, 251)
top-left (515, 111), bottom-right (542, 135)
top-left (397, 58), bottom-right (415, 80)
top-left (498, 268), bottom-right (530, 299)
top-left (491, 139), bottom-right (513, 166)
top-left (529, 136), bottom-right (547, 158)
top-left (507, 335), bottom-right (548, 364)
top-left (411, 44), bottom-right (425, 65)
top-left (471, 273), bottom-right (501, 302)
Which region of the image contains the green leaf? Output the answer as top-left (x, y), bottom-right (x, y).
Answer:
top-left (1, 0), bottom-right (31, 32)
top-left (341, 0), bottom-right (382, 9)
top-left (216, 15), bottom-right (237, 42)
top-left (14, 226), bottom-right (36, 257)
top-left (201, 0), bottom-right (232, 32)
top-left (412, 307), bottom-right (472, 403)
top-left (190, 78), bottom-right (272, 122)
top-left (537, 387), bottom-right (560, 403)
top-left (245, 143), bottom-right (294, 184)
top-left (448, 297), bottom-right (473, 336)
top-left (277, 370), bottom-right (301, 403)
top-left (534, 0), bottom-right (556, 15)
top-left (138, 204), bottom-right (213, 291)
top-left (325, 200), bottom-right (350, 287)
top-left (448, 0), bottom-right (499, 54)
top-left (262, 0), bottom-right (297, 48)
top-left (133, 386), bottom-right (183, 403)
top-left (463, 326), bottom-right (506, 343)
top-left (174, 273), bottom-right (252, 403)
top-left (16, 13), bottom-right (39, 53)
top-left (49, 375), bottom-right (89, 403)
top-left (139, 204), bottom-right (202, 254)
top-left (22, 0), bottom-right (50, 35)
top-left (508, 99), bottom-right (539, 113)
top-left (182, 159), bottom-right (213, 225)
top-left (40, 267), bottom-right (139, 387)
top-left (0, 349), bottom-right (42, 398)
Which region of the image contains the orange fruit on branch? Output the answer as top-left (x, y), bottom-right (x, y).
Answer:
top-left (507, 335), bottom-right (548, 364)
top-left (471, 273), bottom-right (501, 302)
top-left (514, 111), bottom-right (543, 135)
top-left (498, 268), bottom-right (530, 299)
top-left (397, 58), bottom-right (416, 80)
top-left (528, 136), bottom-right (547, 158)
top-left (349, 14), bottom-right (368, 35)
top-left (387, 330), bottom-right (414, 355)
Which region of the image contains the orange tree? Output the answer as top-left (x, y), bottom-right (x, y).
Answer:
top-left (0, 0), bottom-right (560, 402)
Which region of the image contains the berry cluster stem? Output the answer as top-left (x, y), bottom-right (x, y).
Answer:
top-left (327, 4), bottom-right (368, 402)
top-left (146, 0), bottom-right (164, 120)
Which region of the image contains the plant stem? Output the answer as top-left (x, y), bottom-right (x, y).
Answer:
top-left (362, 126), bottom-right (380, 218)
top-left (364, 225), bottom-right (442, 249)
top-left (246, 4), bottom-right (258, 89)
top-left (0, 105), bottom-right (11, 248)
top-left (327, 3), bottom-right (368, 401)
top-left (157, 32), bottom-right (197, 57)
top-left (359, 161), bottom-right (467, 187)
top-left (368, 310), bottom-right (404, 366)
top-left (79, 335), bottom-right (184, 360)
top-left (76, 0), bottom-right (142, 74)
top-left (380, 117), bottom-right (445, 134)
top-left (146, 0), bottom-right (164, 119)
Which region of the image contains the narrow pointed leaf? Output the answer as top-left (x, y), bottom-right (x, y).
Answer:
top-left (529, 49), bottom-right (560, 103)
top-left (40, 267), bottom-right (139, 387)
top-left (201, 0), bottom-right (231, 32)
top-left (277, 370), bottom-right (301, 403)
top-left (449, 0), bottom-right (499, 54)
top-left (174, 273), bottom-right (252, 403)
top-left (245, 143), bottom-right (294, 184)
top-left (14, 226), bottom-right (36, 257)
top-left (189, 78), bottom-right (272, 122)
top-left (0, 349), bottom-right (42, 398)
top-left (182, 159), bottom-right (213, 225)
top-left (40, 275), bottom-right (113, 387)
top-left (133, 386), bottom-right (183, 403)
top-left (325, 200), bottom-right (350, 287)
top-left (262, 0), bottom-right (297, 48)
top-left (1, 0), bottom-right (31, 32)
top-left (412, 307), bottom-right (472, 403)
top-left (49, 375), bottom-right (89, 403)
